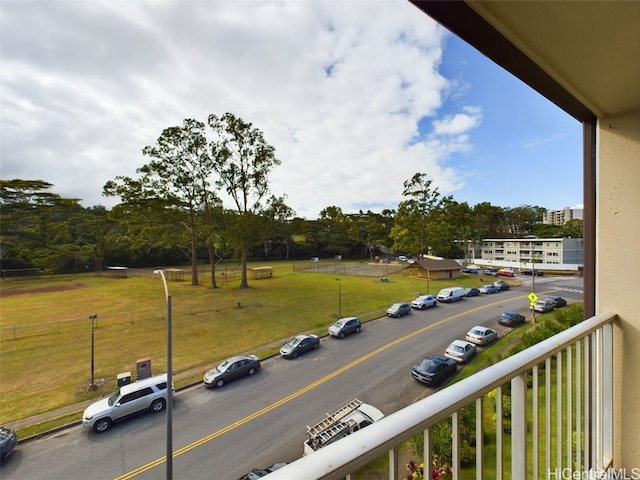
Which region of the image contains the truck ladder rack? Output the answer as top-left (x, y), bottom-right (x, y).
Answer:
top-left (306, 398), bottom-right (362, 437)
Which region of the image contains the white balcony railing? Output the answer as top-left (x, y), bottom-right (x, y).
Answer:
top-left (266, 312), bottom-right (616, 480)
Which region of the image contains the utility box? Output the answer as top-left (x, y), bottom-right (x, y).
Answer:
top-left (136, 358), bottom-right (152, 380)
top-left (117, 372), bottom-right (131, 387)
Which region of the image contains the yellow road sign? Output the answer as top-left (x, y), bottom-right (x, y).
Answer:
top-left (528, 292), bottom-right (538, 304)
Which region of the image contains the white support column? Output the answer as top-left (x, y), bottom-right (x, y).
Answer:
top-left (452, 412), bottom-right (460, 480)
top-left (532, 365), bottom-right (539, 480)
top-left (388, 446), bottom-right (399, 480)
top-left (424, 427), bottom-right (432, 472)
top-left (496, 386), bottom-right (503, 480)
top-left (546, 357), bottom-right (552, 476)
top-left (601, 322), bottom-right (613, 466)
top-left (476, 397), bottom-right (483, 480)
top-left (567, 346), bottom-right (573, 469)
top-left (511, 373), bottom-right (527, 480)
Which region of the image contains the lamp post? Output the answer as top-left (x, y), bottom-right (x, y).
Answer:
top-left (531, 240), bottom-right (537, 323)
top-left (153, 269), bottom-right (173, 480)
top-left (89, 313), bottom-right (97, 389)
top-left (335, 278), bottom-right (342, 318)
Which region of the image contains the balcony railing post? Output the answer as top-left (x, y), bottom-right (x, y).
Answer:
top-left (388, 446), bottom-right (398, 480)
top-left (511, 373), bottom-right (527, 480)
top-left (602, 322), bottom-right (613, 466)
top-left (475, 397), bottom-right (483, 480)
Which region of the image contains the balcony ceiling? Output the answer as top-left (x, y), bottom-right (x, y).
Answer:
top-left (411, 1), bottom-right (640, 119)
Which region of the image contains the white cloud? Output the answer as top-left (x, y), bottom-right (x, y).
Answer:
top-left (0, 0), bottom-right (483, 219)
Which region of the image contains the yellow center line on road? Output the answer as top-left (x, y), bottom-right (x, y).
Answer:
top-left (114, 297), bottom-right (517, 479)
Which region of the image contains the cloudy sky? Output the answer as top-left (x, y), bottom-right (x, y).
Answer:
top-left (1, 0), bottom-right (582, 219)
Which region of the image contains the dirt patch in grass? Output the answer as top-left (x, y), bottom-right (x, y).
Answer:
top-left (0, 281), bottom-right (88, 298)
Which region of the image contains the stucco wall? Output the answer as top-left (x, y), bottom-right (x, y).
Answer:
top-left (596, 109), bottom-right (640, 467)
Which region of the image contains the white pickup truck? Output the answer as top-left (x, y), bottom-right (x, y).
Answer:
top-left (303, 398), bottom-right (384, 455)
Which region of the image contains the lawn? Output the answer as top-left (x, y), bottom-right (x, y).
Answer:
top-left (0, 260), bottom-right (490, 426)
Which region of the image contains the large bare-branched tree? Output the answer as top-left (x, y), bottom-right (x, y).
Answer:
top-left (208, 113), bottom-right (281, 288)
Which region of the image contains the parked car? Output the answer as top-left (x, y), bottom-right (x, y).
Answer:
top-left (280, 334), bottom-right (320, 358)
top-left (494, 280), bottom-right (510, 291)
top-left (0, 427), bottom-right (17, 460)
top-left (546, 295), bottom-right (567, 308)
top-left (386, 302), bottom-right (411, 318)
top-left (465, 326), bottom-right (498, 346)
top-left (82, 373), bottom-right (174, 433)
top-left (482, 269), bottom-right (498, 276)
top-left (411, 354), bottom-right (457, 386)
top-left (203, 355), bottom-right (261, 388)
top-left (479, 284), bottom-right (498, 294)
top-left (462, 267), bottom-right (479, 274)
top-left (521, 269), bottom-right (544, 276)
top-left (411, 295), bottom-right (438, 310)
top-left (464, 287), bottom-right (480, 297)
top-left (497, 269), bottom-right (515, 277)
top-left (238, 462), bottom-right (288, 480)
top-left (444, 340), bottom-right (477, 363)
top-left (328, 317), bottom-right (362, 338)
top-left (532, 299), bottom-right (554, 313)
top-left (498, 311), bottom-right (526, 327)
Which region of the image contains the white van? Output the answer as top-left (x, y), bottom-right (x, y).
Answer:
top-left (437, 287), bottom-right (466, 303)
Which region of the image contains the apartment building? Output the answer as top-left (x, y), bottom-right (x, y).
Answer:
top-left (544, 206), bottom-right (584, 225)
top-left (481, 237), bottom-right (583, 265)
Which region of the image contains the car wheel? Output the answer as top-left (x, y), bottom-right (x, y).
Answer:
top-left (291, 351), bottom-right (298, 359)
top-left (93, 418), bottom-right (112, 433)
top-left (150, 398), bottom-right (166, 413)
top-left (355, 326), bottom-right (361, 333)
top-left (248, 367), bottom-right (256, 375)
top-left (339, 332), bottom-right (345, 339)
top-left (215, 378), bottom-right (225, 388)
top-left (314, 342), bottom-right (319, 349)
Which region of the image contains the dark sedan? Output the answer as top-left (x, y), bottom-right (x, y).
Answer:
top-left (0, 427), bottom-right (17, 460)
top-left (498, 311), bottom-right (526, 327)
top-left (464, 287), bottom-right (480, 297)
top-left (411, 354), bottom-right (457, 386)
top-left (479, 284), bottom-right (498, 294)
top-left (280, 334), bottom-right (320, 359)
top-left (203, 355), bottom-right (261, 388)
top-left (546, 296), bottom-right (567, 308)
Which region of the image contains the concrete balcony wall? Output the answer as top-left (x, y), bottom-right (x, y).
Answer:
top-left (597, 109), bottom-right (640, 467)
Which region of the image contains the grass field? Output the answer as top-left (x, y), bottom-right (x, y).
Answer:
top-left (0, 260), bottom-right (490, 426)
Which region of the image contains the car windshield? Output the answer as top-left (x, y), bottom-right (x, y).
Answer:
top-left (216, 359), bottom-right (232, 372)
top-left (286, 337), bottom-right (301, 346)
top-left (419, 359), bottom-right (439, 372)
top-left (334, 320), bottom-right (344, 327)
top-left (451, 345), bottom-right (464, 353)
top-left (108, 390), bottom-right (121, 406)
top-left (470, 329), bottom-right (483, 336)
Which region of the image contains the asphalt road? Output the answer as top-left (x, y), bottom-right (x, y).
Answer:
top-left (2, 276), bottom-right (583, 480)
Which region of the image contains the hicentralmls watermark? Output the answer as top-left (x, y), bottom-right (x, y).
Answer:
top-left (548, 468), bottom-right (640, 480)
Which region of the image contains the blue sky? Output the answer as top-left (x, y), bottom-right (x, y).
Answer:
top-left (0, 0), bottom-right (582, 219)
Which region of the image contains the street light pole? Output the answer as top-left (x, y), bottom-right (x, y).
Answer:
top-left (153, 269), bottom-right (173, 480)
top-left (89, 314), bottom-right (97, 389)
top-left (531, 240), bottom-right (537, 323)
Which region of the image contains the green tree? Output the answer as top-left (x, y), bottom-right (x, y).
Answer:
top-left (390, 173), bottom-right (442, 258)
top-left (0, 179), bottom-right (83, 272)
top-left (260, 195), bottom-right (295, 258)
top-left (104, 119), bottom-right (219, 285)
top-left (208, 112), bottom-right (281, 288)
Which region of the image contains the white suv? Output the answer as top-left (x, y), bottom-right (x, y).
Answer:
top-left (83, 373), bottom-right (174, 433)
